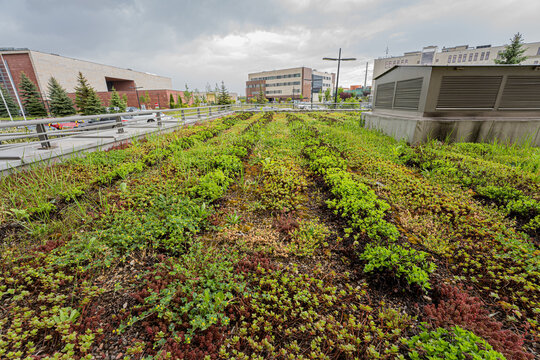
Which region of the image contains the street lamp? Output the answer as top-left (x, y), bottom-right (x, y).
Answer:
top-left (130, 85), bottom-right (143, 109)
top-left (323, 48), bottom-right (356, 105)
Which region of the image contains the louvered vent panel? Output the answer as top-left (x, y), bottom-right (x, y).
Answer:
top-left (500, 76), bottom-right (540, 109)
top-left (375, 82), bottom-right (395, 108)
top-left (393, 78), bottom-right (423, 109)
top-left (436, 76), bottom-right (502, 109)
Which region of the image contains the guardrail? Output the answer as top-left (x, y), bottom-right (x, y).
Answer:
top-left (0, 103), bottom-right (366, 166)
top-left (0, 105), bottom-right (234, 152)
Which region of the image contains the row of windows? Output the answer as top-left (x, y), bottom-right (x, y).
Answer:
top-left (251, 73), bottom-right (301, 81)
top-left (447, 51), bottom-right (490, 63)
top-left (384, 59), bottom-right (409, 68)
top-left (266, 90), bottom-right (282, 94)
top-left (266, 81), bottom-right (301, 87)
top-left (246, 84), bottom-right (263, 89)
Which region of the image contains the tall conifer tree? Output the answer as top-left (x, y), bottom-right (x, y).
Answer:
top-left (19, 72), bottom-right (47, 117)
top-left (47, 77), bottom-right (76, 117)
top-left (0, 84), bottom-right (18, 118)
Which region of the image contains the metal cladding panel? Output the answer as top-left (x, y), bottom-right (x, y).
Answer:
top-left (375, 82), bottom-right (395, 109)
top-left (500, 76), bottom-right (540, 109)
top-left (436, 76), bottom-right (502, 109)
top-left (393, 77), bottom-right (423, 110)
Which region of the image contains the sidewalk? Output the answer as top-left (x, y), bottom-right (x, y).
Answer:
top-left (0, 112), bottom-right (230, 175)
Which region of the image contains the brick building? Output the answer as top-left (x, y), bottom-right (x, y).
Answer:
top-left (0, 48), bottom-right (188, 111)
top-left (246, 67), bottom-right (335, 102)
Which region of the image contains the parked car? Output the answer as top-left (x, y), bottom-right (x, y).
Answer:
top-left (48, 121), bottom-right (80, 130)
top-left (126, 107), bottom-right (139, 112)
top-left (77, 115), bottom-right (132, 130)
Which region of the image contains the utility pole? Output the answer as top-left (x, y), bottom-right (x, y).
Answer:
top-left (364, 61), bottom-right (369, 88)
top-left (323, 48), bottom-right (356, 106)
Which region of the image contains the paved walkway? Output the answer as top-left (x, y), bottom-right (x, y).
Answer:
top-left (0, 112), bottom-right (231, 175)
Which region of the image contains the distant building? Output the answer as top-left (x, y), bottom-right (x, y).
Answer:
top-left (344, 85), bottom-right (371, 98)
top-left (246, 67), bottom-right (335, 102)
top-left (373, 41), bottom-right (540, 79)
top-left (0, 48), bottom-right (186, 110)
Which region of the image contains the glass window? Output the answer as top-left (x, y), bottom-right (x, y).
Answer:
top-left (480, 52), bottom-right (485, 61)
top-left (447, 55), bottom-right (451, 63)
top-left (469, 53), bottom-right (473, 61)
top-left (537, 47), bottom-right (540, 55)
top-left (452, 55), bottom-right (457, 63)
top-left (405, 59), bottom-right (408, 64)
top-left (485, 51), bottom-right (490, 60)
top-left (458, 54), bottom-right (462, 62)
top-left (474, 53), bottom-right (478, 61)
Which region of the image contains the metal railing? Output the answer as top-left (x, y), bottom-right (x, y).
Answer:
top-left (232, 102), bottom-right (370, 112)
top-left (0, 103), bottom-right (368, 164)
top-left (0, 105), bottom-right (234, 152)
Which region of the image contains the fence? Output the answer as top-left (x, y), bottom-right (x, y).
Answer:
top-left (0, 103), bottom-right (366, 171)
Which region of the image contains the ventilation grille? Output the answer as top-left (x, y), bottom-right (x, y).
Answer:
top-left (375, 82), bottom-right (395, 108)
top-left (499, 76), bottom-right (540, 109)
top-left (393, 78), bottom-right (423, 109)
top-left (436, 76), bottom-right (502, 109)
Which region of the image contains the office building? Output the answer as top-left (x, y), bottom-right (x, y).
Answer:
top-left (373, 41), bottom-right (540, 79)
top-left (0, 48), bottom-right (184, 110)
top-left (246, 67), bottom-right (335, 102)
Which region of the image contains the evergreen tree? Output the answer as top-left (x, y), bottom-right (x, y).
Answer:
top-left (83, 87), bottom-right (105, 115)
top-left (177, 94), bottom-right (184, 108)
top-left (0, 84), bottom-right (19, 118)
top-left (169, 94), bottom-right (175, 108)
top-left (122, 94), bottom-right (128, 107)
top-left (47, 77), bottom-right (76, 117)
top-left (19, 72), bottom-right (47, 117)
top-left (256, 83), bottom-right (266, 104)
top-left (74, 72), bottom-right (91, 112)
top-left (217, 81), bottom-right (231, 105)
top-left (494, 33), bottom-right (528, 64)
top-left (109, 87), bottom-right (126, 112)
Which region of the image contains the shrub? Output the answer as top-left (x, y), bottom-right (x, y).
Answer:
top-left (359, 243), bottom-right (436, 292)
top-left (405, 325), bottom-right (506, 360)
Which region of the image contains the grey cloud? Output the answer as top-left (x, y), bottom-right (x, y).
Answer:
top-left (1, 0), bottom-right (539, 93)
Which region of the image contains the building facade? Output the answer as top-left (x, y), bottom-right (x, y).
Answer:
top-left (373, 41), bottom-right (540, 79)
top-left (246, 67), bottom-right (335, 102)
top-left (0, 48), bottom-right (181, 111)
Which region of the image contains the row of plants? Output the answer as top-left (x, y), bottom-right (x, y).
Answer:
top-left (308, 112), bottom-right (536, 358)
top-left (400, 140), bottom-right (540, 235)
top-left (1, 112), bottom-right (253, 223)
top-left (0, 112), bottom-right (261, 359)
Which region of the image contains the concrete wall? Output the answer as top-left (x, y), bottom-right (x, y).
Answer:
top-left (29, 50), bottom-right (172, 92)
top-left (363, 112), bottom-right (540, 146)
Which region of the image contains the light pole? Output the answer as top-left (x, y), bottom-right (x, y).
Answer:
top-left (130, 86), bottom-right (143, 109)
top-left (323, 48), bottom-right (356, 106)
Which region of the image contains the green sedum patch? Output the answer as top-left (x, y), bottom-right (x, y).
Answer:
top-left (404, 325), bottom-right (506, 360)
top-left (359, 243), bottom-right (437, 292)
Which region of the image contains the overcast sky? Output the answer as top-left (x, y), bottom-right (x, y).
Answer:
top-left (2, 0), bottom-right (539, 94)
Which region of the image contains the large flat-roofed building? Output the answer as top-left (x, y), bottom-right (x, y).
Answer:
top-left (373, 41), bottom-right (540, 79)
top-left (363, 65), bottom-right (540, 146)
top-left (0, 48), bottom-right (184, 110)
top-left (246, 67), bottom-right (335, 102)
